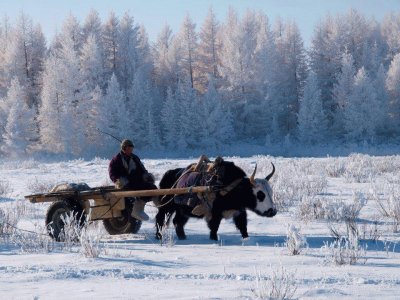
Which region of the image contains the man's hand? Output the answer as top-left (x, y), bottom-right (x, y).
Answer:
top-left (143, 173), bottom-right (155, 184)
top-left (115, 176), bottom-right (129, 189)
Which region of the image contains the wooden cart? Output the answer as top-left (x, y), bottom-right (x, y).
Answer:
top-left (25, 185), bottom-right (212, 241)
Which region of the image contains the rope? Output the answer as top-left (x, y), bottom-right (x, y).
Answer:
top-left (0, 220), bottom-right (50, 237)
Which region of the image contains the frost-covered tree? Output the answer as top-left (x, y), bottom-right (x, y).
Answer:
top-left (97, 74), bottom-right (128, 154)
top-left (117, 12), bottom-right (138, 93)
top-left (298, 72), bottom-right (327, 144)
top-left (102, 12), bottom-right (119, 79)
top-left (309, 16), bottom-right (342, 130)
top-left (3, 13), bottom-right (46, 107)
top-left (80, 34), bottom-right (105, 90)
top-left (344, 67), bottom-right (378, 142)
top-left (128, 74), bottom-right (160, 149)
top-left (1, 77), bottom-right (36, 155)
top-left (0, 16), bottom-right (11, 98)
top-left (82, 9), bottom-right (102, 43)
top-left (332, 52), bottom-right (356, 139)
top-left (176, 78), bottom-right (201, 149)
top-left (38, 54), bottom-right (67, 153)
top-left (373, 64), bottom-right (390, 137)
top-left (219, 9), bottom-right (265, 137)
top-left (269, 19), bottom-right (307, 138)
top-left (52, 14), bottom-right (82, 53)
top-left (197, 7), bottom-right (221, 92)
top-left (200, 78), bottom-right (234, 150)
top-left (381, 12), bottom-right (400, 65)
top-left (176, 14), bottom-right (198, 89)
top-left (39, 32), bottom-right (88, 156)
top-left (386, 53), bottom-right (400, 134)
top-left (160, 87), bottom-right (180, 148)
top-left (152, 24), bottom-right (173, 98)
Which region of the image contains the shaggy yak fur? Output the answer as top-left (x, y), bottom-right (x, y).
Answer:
top-left (155, 159), bottom-right (276, 241)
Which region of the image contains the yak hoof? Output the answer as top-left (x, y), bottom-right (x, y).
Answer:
top-left (177, 234), bottom-right (186, 240)
top-left (210, 232), bottom-right (218, 241)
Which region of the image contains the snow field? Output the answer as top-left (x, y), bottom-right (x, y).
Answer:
top-left (1, 154), bottom-right (400, 299)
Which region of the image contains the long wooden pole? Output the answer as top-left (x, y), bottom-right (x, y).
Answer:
top-left (107, 186), bottom-right (212, 198)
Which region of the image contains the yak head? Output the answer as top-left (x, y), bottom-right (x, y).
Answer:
top-left (248, 163), bottom-right (277, 217)
top-left (212, 158), bottom-right (277, 218)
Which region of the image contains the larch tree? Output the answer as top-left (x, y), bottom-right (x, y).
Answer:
top-left (298, 71), bottom-right (327, 144)
top-left (38, 54), bottom-right (66, 153)
top-left (176, 14), bottom-right (198, 89)
top-left (3, 13), bottom-right (46, 107)
top-left (386, 53), bottom-right (400, 134)
top-left (381, 12), bottom-right (400, 65)
top-left (332, 52), bottom-right (356, 140)
top-left (200, 77), bottom-right (234, 150)
top-left (269, 19), bottom-right (307, 138)
top-left (80, 34), bottom-right (105, 91)
top-left (117, 12), bottom-right (139, 94)
top-left (309, 15), bottom-right (342, 130)
top-left (160, 87), bottom-right (180, 148)
top-left (102, 12), bottom-right (120, 80)
top-left (1, 77), bottom-right (36, 156)
top-left (373, 64), bottom-right (390, 137)
top-left (152, 24), bottom-right (173, 98)
top-left (197, 7), bottom-right (222, 92)
top-left (98, 74), bottom-right (128, 154)
top-left (344, 67), bottom-right (377, 142)
top-left (82, 9), bottom-right (103, 44)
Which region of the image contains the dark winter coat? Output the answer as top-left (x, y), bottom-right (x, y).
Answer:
top-left (108, 151), bottom-right (150, 190)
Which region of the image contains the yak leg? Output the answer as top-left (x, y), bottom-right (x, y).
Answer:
top-left (207, 214), bottom-right (222, 241)
top-left (173, 211), bottom-right (189, 240)
top-left (233, 210), bottom-right (248, 239)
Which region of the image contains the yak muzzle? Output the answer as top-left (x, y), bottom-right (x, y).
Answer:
top-left (263, 208), bottom-right (277, 217)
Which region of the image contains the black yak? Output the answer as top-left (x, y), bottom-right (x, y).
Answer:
top-left (155, 158), bottom-right (276, 241)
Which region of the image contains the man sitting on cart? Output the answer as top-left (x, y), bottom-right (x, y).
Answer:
top-left (108, 139), bottom-right (156, 221)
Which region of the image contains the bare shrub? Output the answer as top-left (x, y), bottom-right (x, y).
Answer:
top-left (360, 217), bottom-right (382, 241)
top-left (325, 158), bottom-right (346, 177)
top-left (285, 224), bottom-right (307, 255)
top-left (323, 233), bottom-right (367, 266)
top-left (343, 153), bottom-right (374, 183)
top-left (80, 223), bottom-right (103, 258)
top-left (324, 219), bottom-right (367, 265)
top-left (53, 212), bottom-right (83, 251)
top-left (157, 213), bottom-right (175, 247)
top-left (0, 179), bottom-right (13, 198)
top-left (10, 224), bottom-right (55, 253)
top-left (298, 192), bottom-right (366, 222)
top-left (0, 205), bottom-right (22, 238)
top-left (273, 172), bottom-right (327, 212)
top-left (251, 265), bottom-right (297, 300)
top-left (372, 183), bottom-right (400, 232)
top-left (297, 196), bottom-right (325, 221)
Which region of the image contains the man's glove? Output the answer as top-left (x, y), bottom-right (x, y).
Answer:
top-left (143, 173), bottom-right (155, 184)
top-left (115, 176), bottom-right (129, 189)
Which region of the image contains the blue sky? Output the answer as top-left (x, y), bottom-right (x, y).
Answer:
top-left (1, 0), bottom-right (399, 46)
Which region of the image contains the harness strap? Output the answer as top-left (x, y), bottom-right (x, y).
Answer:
top-left (218, 178), bottom-right (243, 196)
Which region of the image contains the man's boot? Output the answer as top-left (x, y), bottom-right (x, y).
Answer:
top-left (131, 198), bottom-right (149, 221)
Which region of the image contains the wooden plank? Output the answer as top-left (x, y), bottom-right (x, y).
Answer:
top-left (108, 186), bottom-right (212, 198)
top-left (25, 186), bottom-right (213, 204)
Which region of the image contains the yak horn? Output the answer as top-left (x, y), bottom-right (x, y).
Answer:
top-left (249, 164), bottom-right (257, 185)
top-left (265, 163), bottom-right (275, 181)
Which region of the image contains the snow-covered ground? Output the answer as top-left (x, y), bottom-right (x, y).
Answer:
top-left (1, 155), bottom-right (400, 299)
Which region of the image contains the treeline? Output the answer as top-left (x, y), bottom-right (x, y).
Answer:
top-left (0, 8), bottom-right (400, 158)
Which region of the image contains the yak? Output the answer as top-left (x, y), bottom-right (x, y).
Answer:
top-left (155, 157), bottom-right (276, 241)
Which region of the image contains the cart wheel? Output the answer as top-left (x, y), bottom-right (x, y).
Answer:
top-left (45, 200), bottom-right (85, 241)
top-left (103, 210), bottom-right (142, 235)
